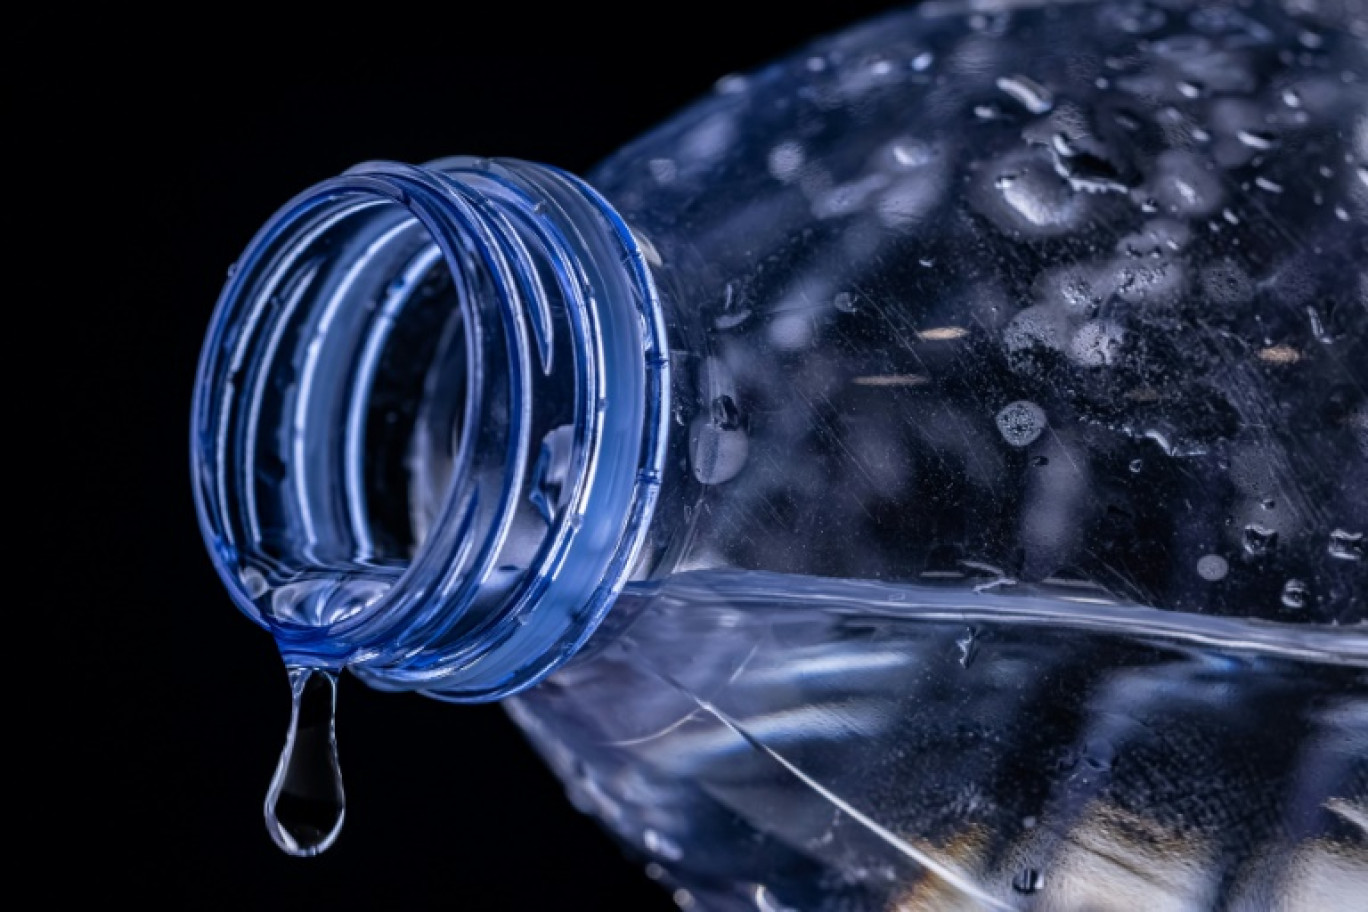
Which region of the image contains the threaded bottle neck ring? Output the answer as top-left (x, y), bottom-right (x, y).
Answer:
top-left (192, 157), bottom-right (668, 699)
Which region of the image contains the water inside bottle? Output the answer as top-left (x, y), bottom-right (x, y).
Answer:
top-left (510, 570), bottom-right (1368, 910)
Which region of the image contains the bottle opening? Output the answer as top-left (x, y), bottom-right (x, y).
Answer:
top-left (192, 159), bottom-right (669, 698)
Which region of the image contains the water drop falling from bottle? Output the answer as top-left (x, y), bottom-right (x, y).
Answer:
top-left (265, 666), bottom-right (345, 857)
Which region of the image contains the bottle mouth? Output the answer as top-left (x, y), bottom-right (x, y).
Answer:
top-left (191, 158), bottom-right (668, 699)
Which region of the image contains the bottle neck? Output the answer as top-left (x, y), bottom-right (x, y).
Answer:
top-left (192, 157), bottom-right (669, 700)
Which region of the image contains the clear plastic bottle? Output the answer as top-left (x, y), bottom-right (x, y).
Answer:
top-left (191, 0), bottom-right (1368, 907)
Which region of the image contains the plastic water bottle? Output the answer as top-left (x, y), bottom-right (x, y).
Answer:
top-left (191, 0), bottom-right (1367, 907)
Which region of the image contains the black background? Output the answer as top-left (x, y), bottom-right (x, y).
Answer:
top-left (45, 3), bottom-right (909, 908)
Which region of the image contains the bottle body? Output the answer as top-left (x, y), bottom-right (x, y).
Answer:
top-left (511, 0), bottom-right (1368, 907)
top-left (191, 0), bottom-right (1368, 906)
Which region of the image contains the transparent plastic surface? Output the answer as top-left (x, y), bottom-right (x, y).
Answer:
top-left (192, 0), bottom-right (1368, 904)
top-left (512, 573), bottom-right (1366, 910)
top-left (506, 0), bottom-right (1368, 907)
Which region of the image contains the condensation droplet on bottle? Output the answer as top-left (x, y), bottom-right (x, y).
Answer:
top-left (753, 883), bottom-right (798, 912)
top-left (644, 828), bottom-right (685, 861)
top-left (996, 75), bottom-right (1054, 113)
top-left (996, 401), bottom-right (1047, 447)
top-left (711, 394), bottom-right (742, 430)
top-left (1148, 151), bottom-right (1224, 216)
top-left (690, 415), bottom-right (750, 485)
top-left (714, 281), bottom-right (753, 331)
top-left (1013, 867), bottom-right (1045, 894)
top-left (1197, 554), bottom-right (1228, 581)
top-left (1281, 579), bottom-right (1309, 610)
top-left (911, 50), bottom-right (935, 72)
top-left (226, 261), bottom-right (239, 279)
top-left (674, 888), bottom-right (696, 909)
top-left (1069, 320), bottom-right (1125, 367)
top-left (265, 666), bottom-right (345, 857)
top-left (1254, 176), bottom-right (1284, 194)
top-left (649, 158), bottom-right (678, 185)
top-left (1237, 130), bottom-right (1276, 151)
top-left (1129, 458), bottom-right (1145, 473)
top-left (833, 291), bottom-right (858, 313)
top-left (715, 74), bottom-right (749, 95)
top-left (1328, 529), bottom-right (1364, 562)
top-left (979, 155), bottom-right (1090, 235)
top-left (767, 142), bottom-right (805, 182)
top-left (1243, 524), bottom-right (1278, 556)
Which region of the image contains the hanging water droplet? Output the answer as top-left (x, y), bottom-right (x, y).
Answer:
top-left (1243, 524), bottom-right (1278, 556)
top-left (1281, 579), bottom-right (1309, 610)
top-left (265, 667), bottom-right (345, 857)
top-left (1012, 867), bottom-right (1045, 894)
top-left (1254, 176), bottom-right (1284, 194)
top-left (995, 401), bottom-right (1047, 447)
top-left (1328, 529), bottom-right (1364, 561)
top-left (1197, 554), bottom-right (1228, 581)
top-left (833, 291), bottom-right (858, 313)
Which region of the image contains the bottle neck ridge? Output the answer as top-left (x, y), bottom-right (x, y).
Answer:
top-left (192, 157), bottom-right (668, 700)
